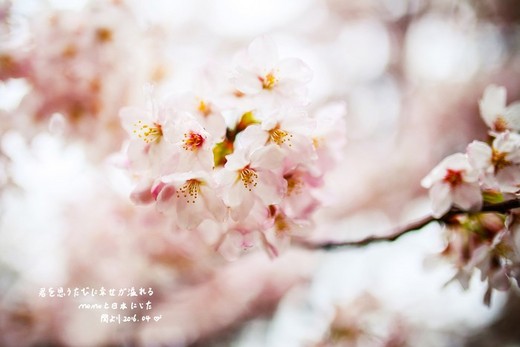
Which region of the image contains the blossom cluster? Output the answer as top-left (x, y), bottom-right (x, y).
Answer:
top-left (1, 1), bottom-right (166, 159)
top-left (422, 85), bottom-right (520, 304)
top-left (120, 36), bottom-right (346, 260)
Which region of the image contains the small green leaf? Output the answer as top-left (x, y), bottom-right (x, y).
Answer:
top-left (482, 190), bottom-right (504, 204)
top-left (213, 139), bottom-right (234, 167)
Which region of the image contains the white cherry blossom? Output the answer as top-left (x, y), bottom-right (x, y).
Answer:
top-left (158, 171), bottom-right (227, 229)
top-left (235, 106), bottom-right (316, 165)
top-left (217, 143), bottom-right (286, 221)
top-left (231, 36), bottom-right (312, 104)
top-left (467, 131), bottom-right (520, 193)
top-left (421, 153), bottom-right (482, 217)
top-left (479, 84), bottom-right (520, 133)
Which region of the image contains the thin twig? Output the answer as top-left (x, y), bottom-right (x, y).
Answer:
top-left (297, 198), bottom-right (520, 251)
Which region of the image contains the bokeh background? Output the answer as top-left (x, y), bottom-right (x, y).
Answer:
top-left (1, 0), bottom-right (520, 346)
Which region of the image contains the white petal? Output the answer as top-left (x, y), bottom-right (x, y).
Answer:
top-left (155, 184), bottom-right (176, 213)
top-left (504, 102), bottom-right (520, 131)
top-left (201, 186), bottom-right (227, 222)
top-left (496, 165), bottom-right (520, 193)
top-left (429, 183), bottom-right (452, 217)
top-left (231, 67), bottom-right (262, 95)
top-left (130, 180), bottom-right (154, 205)
top-left (120, 106), bottom-right (146, 135)
top-left (452, 183), bottom-right (483, 211)
top-left (224, 180), bottom-right (246, 207)
top-left (248, 36), bottom-right (278, 72)
top-left (230, 192), bottom-right (255, 221)
top-left (215, 168), bottom-right (239, 188)
top-left (175, 194), bottom-right (206, 229)
top-left (467, 141), bottom-right (492, 171)
top-left (276, 57), bottom-right (313, 83)
top-left (250, 145), bottom-right (284, 170)
top-left (255, 170), bottom-right (286, 205)
top-left (479, 84), bottom-right (507, 128)
top-left (235, 125), bottom-right (268, 151)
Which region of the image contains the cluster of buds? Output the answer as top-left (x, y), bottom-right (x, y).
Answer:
top-left (120, 37), bottom-right (346, 260)
top-left (422, 85), bottom-right (520, 304)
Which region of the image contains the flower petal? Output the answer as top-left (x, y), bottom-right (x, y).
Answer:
top-left (467, 141), bottom-right (492, 171)
top-left (429, 182), bottom-right (452, 217)
top-left (479, 84), bottom-right (507, 128)
top-left (452, 183), bottom-right (482, 211)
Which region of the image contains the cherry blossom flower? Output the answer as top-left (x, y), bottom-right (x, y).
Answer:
top-left (310, 102), bottom-right (348, 174)
top-left (231, 36), bottom-right (312, 104)
top-left (467, 131), bottom-right (520, 193)
top-left (119, 97), bottom-right (175, 175)
top-left (281, 164), bottom-right (323, 219)
top-left (421, 153), bottom-right (482, 217)
top-left (164, 92), bottom-right (227, 141)
top-left (235, 106), bottom-right (316, 165)
top-left (217, 142), bottom-right (286, 221)
top-left (151, 111), bottom-right (216, 172)
top-left (479, 84), bottom-right (520, 133)
top-left (214, 204), bottom-right (269, 261)
top-left (159, 171), bottom-right (226, 229)
top-left (262, 205), bottom-right (310, 258)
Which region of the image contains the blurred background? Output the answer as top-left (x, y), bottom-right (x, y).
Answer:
top-left (1, 0), bottom-right (520, 346)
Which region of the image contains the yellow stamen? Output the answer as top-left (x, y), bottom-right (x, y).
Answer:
top-left (95, 27), bottom-right (113, 43)
top-left (491, 148), bottom-right (511, 172)
top-left (239, 167), bottom-right (258, 191)
top-left (197, 100), bottom-right (211, 117)
top-left (284, 173), bottom-right (303, 196)
top-left (133, 120), bottom-right (163, 144)
top-left (182, 132), bottom-right (205, 151)
top-left (274, 214), bottom-right (290, 236)
top-left (269, 126), bottom-right (292, 146)
top-left (176, 179), bottom-right (201, 204)
top-left (493, 117), bottom-right (509, 132)
top-left (260, 72), bottom-right (277, 90)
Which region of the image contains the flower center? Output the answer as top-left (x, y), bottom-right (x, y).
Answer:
top-left (269, 126), bottom-right (292, 146)
top-left (239, 167), bottom-right (258, 191)
top-left (95, 27), bottom-right (113, 43)
top-left (197, 100), bottom-right (212, 117)
top-left (259, 72), bottom-right (277, 90)
top-left (443, 169), bottom-right (464, 188)
top-left (274, 214), bottom-right (290, 236)
top-left (493, 117), bottom-right (509, 132)
top-left (182, 131), bottom-right (205, 151)
top-left (176, 179), bottom-right (201, 204)
top-left (284, 173), bottom-right (303, 195)
top-left (491, 148), bottom-right (511, 172)
top-left (133, 120), bottom-right (163, 144)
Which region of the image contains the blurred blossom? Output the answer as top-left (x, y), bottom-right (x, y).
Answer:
top-left (334, 19), bottom-right (390, 84)
top-left (206, 0), bottom-right (314, 38)
top-left (405, 15), bottom-right (479, 82)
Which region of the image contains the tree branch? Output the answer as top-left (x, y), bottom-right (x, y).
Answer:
top-left (296, 198), bottom-right (520, 251)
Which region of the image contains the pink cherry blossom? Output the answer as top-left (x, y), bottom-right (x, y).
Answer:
top-left (479, 84), bottom-right (520, 133)
top-left (421, 153), bottom-right (482, 217)
top-left (467, 131), bottom-right (520, 193)
top-left (159, 171), bottom-right (226, 229)
top-left (119, 97), bottom-right (175, 175)
top-left (164, 92), bottom-right (227, 141)
top-left (169, 111), bottom-right (215, 172)
top-left (235, 106), bottom-right (316, 165)
top-left (231, 36), bottom-right (312, 104)
top-left (217, 143), bottom-right (286, 221)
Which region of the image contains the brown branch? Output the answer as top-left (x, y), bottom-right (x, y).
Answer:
top-left (297, 198), bottom-right (520, 251)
